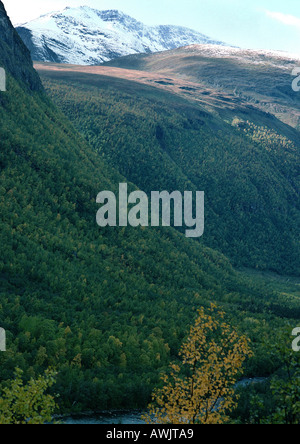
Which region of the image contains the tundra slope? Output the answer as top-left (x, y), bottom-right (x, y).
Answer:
top-left (105, 44), bottom-right (300, 129)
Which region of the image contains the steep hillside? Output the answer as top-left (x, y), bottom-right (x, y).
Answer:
top-left (1, 2), bottom-right (296, 413)
top-left (38, 65), bottom-right (300, 275)
top-left (104, 44), bottom-right (300, 129)
top-left (16, 7), bottom-right (226, 65)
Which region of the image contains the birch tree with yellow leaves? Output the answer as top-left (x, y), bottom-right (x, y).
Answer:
top-left (143, 304), bottom-right (253, 425)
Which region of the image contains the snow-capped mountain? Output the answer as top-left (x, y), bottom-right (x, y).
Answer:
top-left (16, 6), bottom-right (227, 65)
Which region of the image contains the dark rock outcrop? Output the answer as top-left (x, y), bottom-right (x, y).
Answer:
top-left (0, 1), bottom-right (42, 91)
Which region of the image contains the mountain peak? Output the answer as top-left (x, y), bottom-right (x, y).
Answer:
top-left (16, 6), bottom-right (227, 65)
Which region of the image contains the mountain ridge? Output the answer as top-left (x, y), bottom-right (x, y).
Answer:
top-left (16, 6), bottom-right (228, 65)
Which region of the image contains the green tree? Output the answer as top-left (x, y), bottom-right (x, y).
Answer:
top-left (264, 329), bottom-right (300, 424)
top-left (270, 373), bottom-right (300, 424)
top-left (0, 368), bottom-right (58, 424)
top-left (271, 328), bottom-right (300, 424)
top-left (249, 328), bottom-right (300, 424)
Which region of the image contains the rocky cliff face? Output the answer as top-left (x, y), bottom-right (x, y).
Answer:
top-left (0, 1), bottom-right (42, 91)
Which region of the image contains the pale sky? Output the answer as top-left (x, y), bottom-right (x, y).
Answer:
top-left (4, 0), bottom-right (300, 55)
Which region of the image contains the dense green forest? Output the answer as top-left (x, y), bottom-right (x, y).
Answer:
top-left (0, 2), bottom-right (299, 422)
top-left (39, 70), bottom-right (300, 275)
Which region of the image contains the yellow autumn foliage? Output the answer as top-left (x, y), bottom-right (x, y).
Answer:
top-left (143, 304), bottom-right (253, 424)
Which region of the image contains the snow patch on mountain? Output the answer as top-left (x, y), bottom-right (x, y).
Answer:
top-left (16, 6), bottom-right (227, 65)
top-left (184, 44), bottom-right (300, 69)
